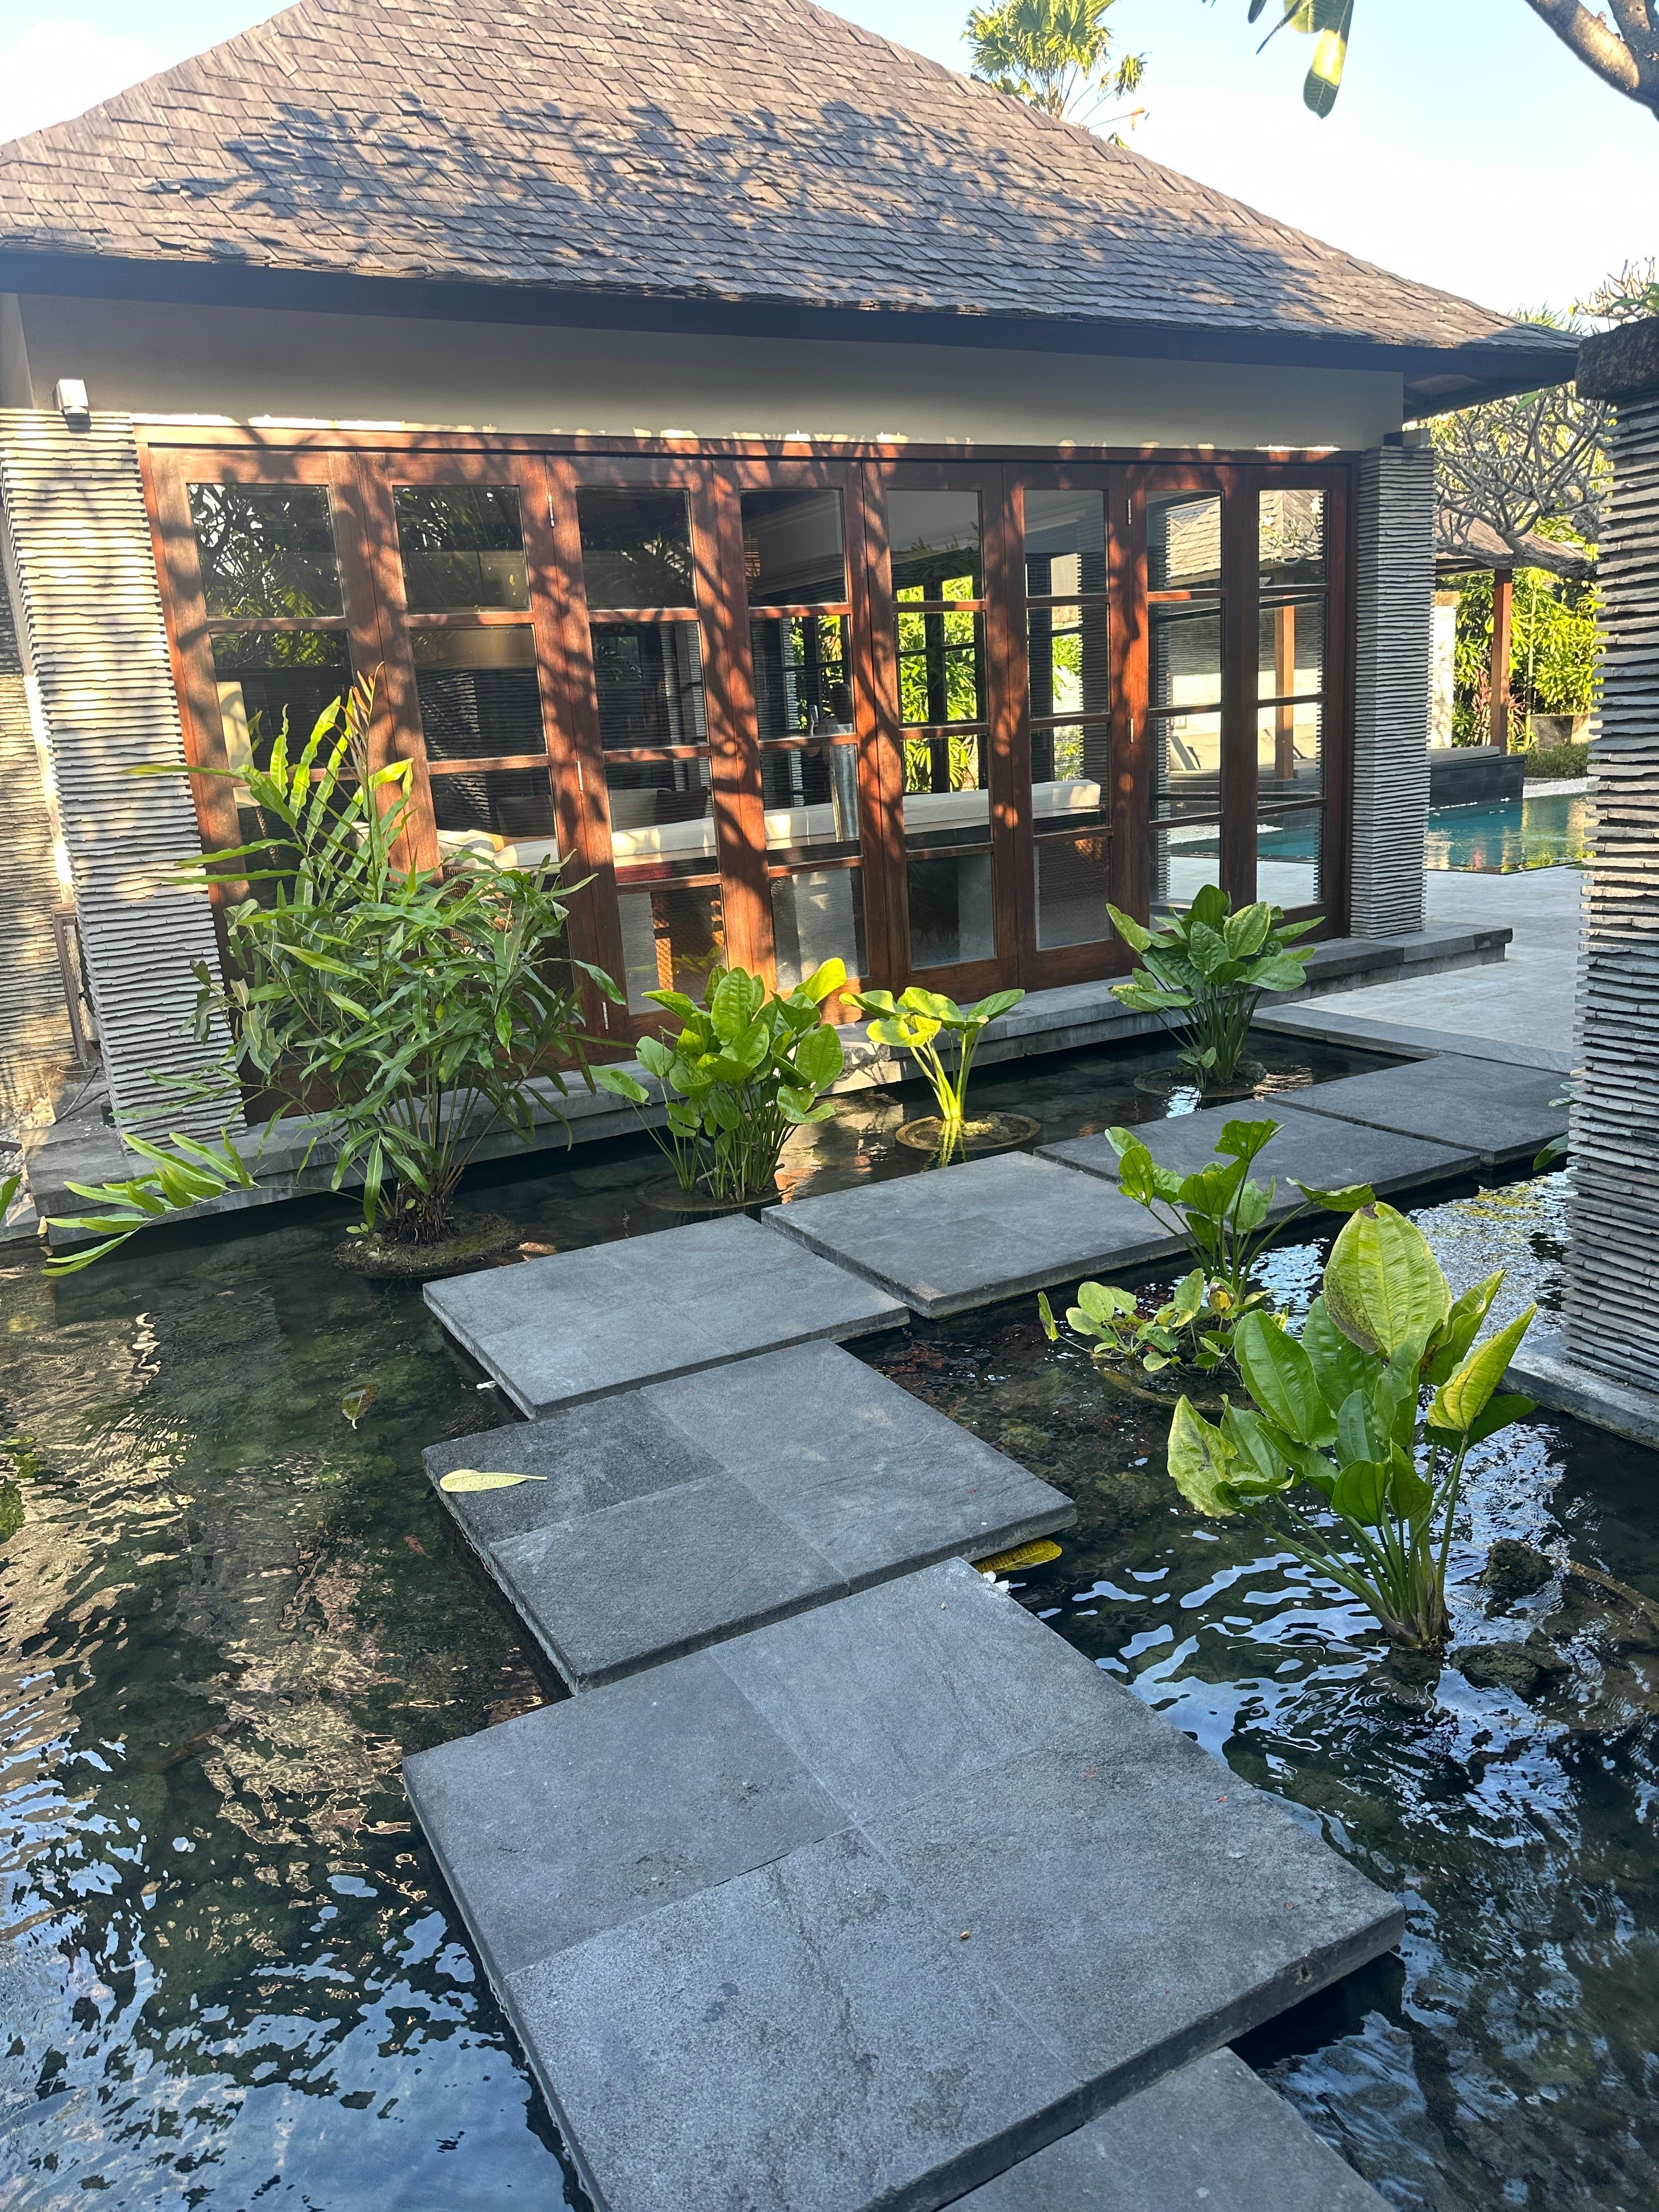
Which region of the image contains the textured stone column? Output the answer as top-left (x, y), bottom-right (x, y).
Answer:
top-left (0, 409), bottom-right (239, 1138)
top-left (1554, 322), bottom-right (1659, 1395)
top-left (1348, 438), bottom-right (1436, 937)
top-left (0, 574), bottom-right (71, 1113)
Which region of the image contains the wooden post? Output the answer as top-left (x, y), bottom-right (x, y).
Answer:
top-left (1274, 600), bottom-right (1296, 781)
top-left (1489, 567), bottom-right (1513, 751)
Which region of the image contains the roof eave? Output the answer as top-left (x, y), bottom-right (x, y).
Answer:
top-left (0, 249), bottom-right (1578, 409)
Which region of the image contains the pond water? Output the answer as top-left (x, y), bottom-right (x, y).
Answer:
top-left (1, 1041), bottom-right (1654, 2210)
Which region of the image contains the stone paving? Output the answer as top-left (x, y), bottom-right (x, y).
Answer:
top-left (404, 1562), bottom-right (1401, 2212)
top-left (422, 1212), bottom-right (906, 1414)
top-left (763, 1149), bottom-right (1180, 1318)
top-left (424, 1341), bottom-right (1072, 1689)
top-left (1282, 1052), bottom-right (1567, 1166)
top-left (1039, 1098), bottom-right (1479, 1213)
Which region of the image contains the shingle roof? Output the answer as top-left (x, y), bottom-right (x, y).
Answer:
top-left (0, 0), bottom-right (1576, 399)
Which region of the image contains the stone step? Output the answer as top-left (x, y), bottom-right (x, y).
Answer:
top-left (425, 1339), bottom-right (1073, 1690)
top-left (763, 1149), bottom-right (1181, 1319)
top-left (403, 1561), bottom-right (1402, 2212)
top-left (1037, 1098), bottom-right (1479, 1214)
top-left (422, 1211), bottom-right (906, 1416)
top-left (1274, 1053), bottom-right (1568, 1167)
top-left (956, 2048), bottom-right (1386, 2210)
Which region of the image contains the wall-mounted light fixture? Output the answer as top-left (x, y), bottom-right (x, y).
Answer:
top-left (53, 377), bottom-right (91, 426)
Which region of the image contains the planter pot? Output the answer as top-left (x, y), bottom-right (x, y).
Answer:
top-left (1133, 1059), bottom-right (1268, 1104)
top-left (332, 1210), bottom-right (522, 1280)
top-left (895, 1111), bottom-right (1042, 1159)
top-left (637, 1176), bottom-right (772, 1216)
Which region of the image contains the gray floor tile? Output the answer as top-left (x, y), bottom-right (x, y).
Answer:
top-left (422, 1213), bottom-right (907, 1414)
top-left (507, 1826), bottom-right (1079, 2212)
top-left (1279, 1054), bottom-right (1568, 1165)
top-left (1039, 1099), bottom-right (1477, 1212)
top-left (957, 2049), bottom-right (1387, 2210)
top-left (402, 1655), bottom-right (844, 1979)
top-left (765, 1152), bottom-right (1178, 1318)
top-left (489, 1475), bottom-right (849, 1688)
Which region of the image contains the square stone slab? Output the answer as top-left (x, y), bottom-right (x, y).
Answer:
top-left (764, 1150), bottom-right (1180, 1318)
top-left (404, 1561), bottom-right (1402, 2212)
top-left (956, 2049), bottom-right (1387, 2210)
top-left (422, 1212), bottom-right (907, 1415)
top-left (1276, 1054), bottom-right (1568, 1167)
top-left (424, 1340), bottom-right (1073, 1689)
top-left (1038, 1100), bottom-right (1477, 1216)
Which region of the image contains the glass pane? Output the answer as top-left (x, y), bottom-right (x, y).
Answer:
top-left (592, 623), bottom-right (706, 749)
top-left (898, 607), bottom-right (984, 727)
top-left (1257, 804), bottom-right (1322, 909)
top-left (1151, 605), bottom-right (1221, 713)
top-left (741, 489), bottom-right (847, 607)
top-left (906, 853), bottom-right (995, 970)
top-left (1029, 602), bottom-right (1109, 720)
top-left (617, 883), bottom-right (725, 1013)
top-left (1152, 822), bottom-right (1223, 916)
top-left (1033, 723), bottom-right (1110, 832)
top-left (1257, 701), bottom-right (1323, 806)
top-left (394, 486), bottom-right (528, 612)
top-left (772, 867), bottom-right (867, 992)
top-left (751, 615), bottom-right (854, 740)
top-left (1257, 597), bottom-right (1325, 701)
top-left (887, 490), bottom-right (982, 599)
top-left (190, 484), bottom-right (342, 619)
top-left (431, 766), bottom-right (558, 854)
top-left (1036, 831), bottom-right (1111, 950)
top-left (1024, 489), bottom-right (1107, 597)
top-left (412, 629), bottom-right (544, 763)
top-left (1151, 709), bottom-right (1221, 821)
top-left (211, 629), bottom-right (350, 774)
top-left (1148, 491), bottom-right (1222, 592)
top-left (760, 740), bottom-right (860, 854)
top-left (604, 757), bottom-right (715, 867)
top-left (904, 728), bottom-right (986, 800)
top-left (1260, 489), bottom-right (1326, 590)
top-left (577, 489), bottom-right (696, 610)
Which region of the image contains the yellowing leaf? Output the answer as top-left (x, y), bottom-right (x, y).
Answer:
top-left (438, 1468), bottom-right (550, 1493)
top-left (1429, 1305), bottom-right (1537, 1436)
top-left (976, 1538), bottom-right (1062, 1576)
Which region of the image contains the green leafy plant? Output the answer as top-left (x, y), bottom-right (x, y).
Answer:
top-left (48, 680), bottom-right (616, 1267)
top-left (45, 1132), bottom-right (259, 1274)
top-left (594, 960), bottom-right (847, 1204)
top-left (850, 985), bottom-right (1025, 1155)
top-left (1106, 887), bottom-right (1316, 1092)
top-left (1165, 1199), bottom-right (1538, 1649)
top-left (1039, 1116), bottom-right (1370, 1381)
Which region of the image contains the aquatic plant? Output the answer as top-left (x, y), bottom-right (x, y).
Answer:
top-left (1105, 887), bottom-right (1315, 1092)
top-left (849, 985), bottom-right (1024, 1158)
top-left (1164, 1199), bottom-right (1538, 1649)
top-left (595, 959), bottom-right (846, 1204)
top-left (1040, 1268), bottom-right (1247, 1386)
top-left (48, 681), bottom-right (613, 1267)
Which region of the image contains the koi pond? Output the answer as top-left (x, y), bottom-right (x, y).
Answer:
top-left (1, 1032), bottom-right (1653, 2210)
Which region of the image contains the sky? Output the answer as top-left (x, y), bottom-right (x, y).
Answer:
top-left (0, 0), bottom-right (1652, 315)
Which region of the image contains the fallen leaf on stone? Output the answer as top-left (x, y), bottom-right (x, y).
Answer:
top-left (438, 1469), bottom-right (549, 1493)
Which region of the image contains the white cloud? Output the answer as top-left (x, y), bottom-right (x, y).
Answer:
top-left (0, 21), bottom-right (163, 146)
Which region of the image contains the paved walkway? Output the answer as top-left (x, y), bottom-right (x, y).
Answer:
top-left (1307, 868), bottom-right (1583, 1059)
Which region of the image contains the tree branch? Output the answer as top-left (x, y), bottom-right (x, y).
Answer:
top-left (1521, 0), bottom-right (1659, 110)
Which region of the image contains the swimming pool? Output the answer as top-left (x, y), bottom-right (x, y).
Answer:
top-left (1246, 789), bottom-right (1591, 877)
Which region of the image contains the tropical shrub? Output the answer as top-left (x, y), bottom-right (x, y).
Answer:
top-left (49, 682), bottom-right (613, 1266)
top-left (1165, 1199), bottom-right (1537, 1649)
top-left (1040, 1268), bottom-right (1246, 1383)
top-left (850, 985), bottom-right (1024, 1155)
top-left (1105, 889), bottom-right (1316, 1092)
top-left (594, 960), bottom-right (846, 1204)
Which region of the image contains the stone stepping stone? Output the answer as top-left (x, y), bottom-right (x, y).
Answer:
top-left (422, 1212), bottom-right (906, 1415)
top-left (404, 1560), bottom-right (1401, 2212)
top-left (765, 1150), bottom-right (1180, 1318)
top-left (1038, 1099), bottom-right (1477, 1216)
top-left (1276, 1054), bottom-right (1567, 1166)
top-left (957, 2048), bottom-right (1386, 2210)
top-left (424, 1340), bottom-right (1073, 1690)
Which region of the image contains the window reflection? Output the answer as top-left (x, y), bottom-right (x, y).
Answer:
top-left (751, 615), bottom-right (854, 741)
top-left (1256, 805), bottom-right (1321, 910)
top-left (1260, 489), bottom-right (1325, 589)
top-left (1029, 602), bottom-right (1109, 721)
top-left (190, 484), bottom-right (342, 619)
top-left (1151, 709), bottom-right (1221, 820)
top-left (577, 489), bottom-right (696, 610)
top-left (211, 629), bottom-right (350, 774)
top-left (907, 853), bottom-right (994, 969)
top-left (1148, 492), bottom-right (1222, 592)
top-left (617, 883), bottom-right (726, 1012)
top-left (772, 867), bottom-right (866, 991)
top-left (1036, 832), bottom-right (1111, 950)
top-left (592, 623), bottom-right (706, 749)
top-left (741, 489), bottom-right (847, 607)
top-left (887, 491), bottom-right (982, 599)
top-left (1023, 489), bottom-right (1107, 597)
top-left (1150, 605), bottom-right (1222, 713)
top-left (412, 629), bottom-right (544, 763)
top-left (394, 486), bottom-right (528, 612)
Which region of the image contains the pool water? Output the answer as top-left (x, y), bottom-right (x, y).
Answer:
top-left (1237, 791), bottom-right (1590, 875)
top-left (2, 1047), bottom-right (1655, 2210)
